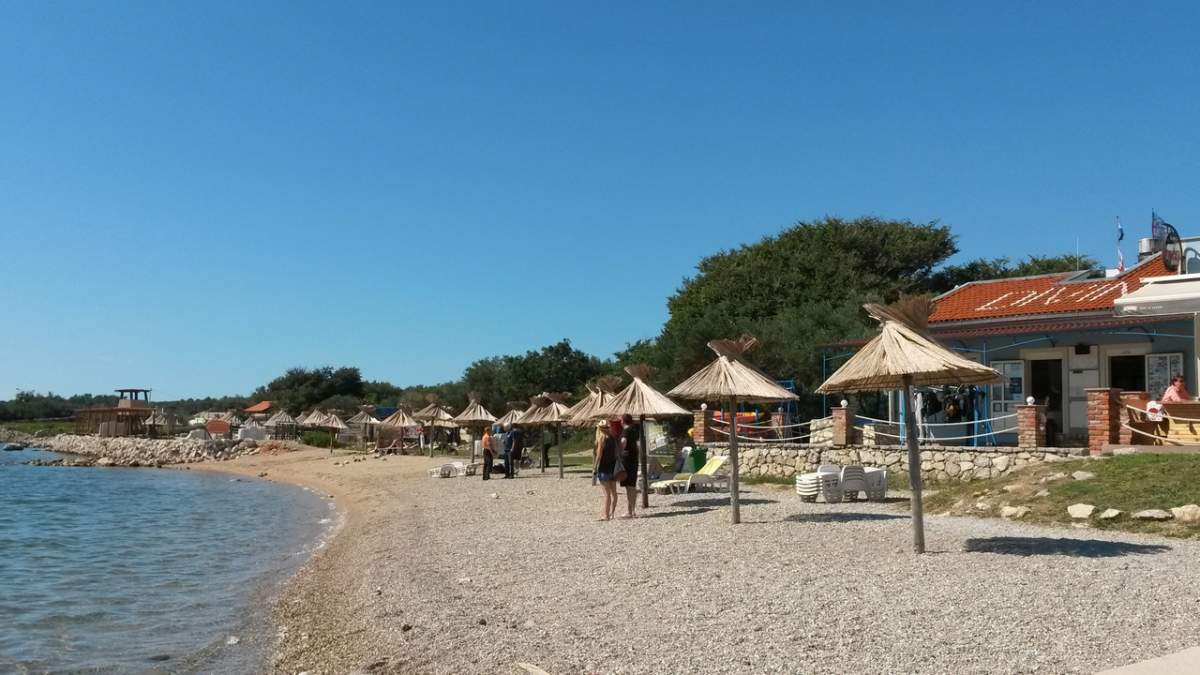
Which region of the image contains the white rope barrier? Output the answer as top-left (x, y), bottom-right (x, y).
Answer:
top-left (1118, 422), bottom-right (1186, 445)
top-left (855, 413), bottom-right (1017, 427)
top-left (709, 417), bottom-right (826, 430)
top-left (709, 426), bottom-right (812, 443)
top-left (853, 426), bottom-right (1000, 443)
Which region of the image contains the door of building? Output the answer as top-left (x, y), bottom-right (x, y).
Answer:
top-left (990, 360), bottom-right (1024, 434)
top-left (1030, 359), bottom-right (1064, 444)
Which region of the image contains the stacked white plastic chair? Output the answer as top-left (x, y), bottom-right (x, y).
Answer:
top-left (839, 466), bottom-right (868, 501)
top-left (795, 469), bottom-right (842, 503)
top-left (864, 467), bottom-right (888, 501)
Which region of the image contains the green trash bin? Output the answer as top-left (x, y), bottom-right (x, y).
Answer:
top-left (688, 446), bottom-right (708, 473)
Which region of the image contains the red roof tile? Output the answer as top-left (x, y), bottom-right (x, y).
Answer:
top-left (243, 400), bottom-right (273, 413)
top-left (930, 256), bottom-right (1170, 324)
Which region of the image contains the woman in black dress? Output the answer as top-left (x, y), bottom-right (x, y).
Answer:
top-left (619, 414), bottom-right (640, 518)
top-left (592, 422), bottom-right (619, 520)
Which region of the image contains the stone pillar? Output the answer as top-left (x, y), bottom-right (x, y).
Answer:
top-left (692, 408), bottom-right (715, 443)
top-left (1086, 387), bottom-right (1120, 456)
top-left (1118, 391), bottom-right (1149, 444)
top-left (831, 406), bottom-right (853, 447)
top-left (1016, 405), bottom-right (1045, 448)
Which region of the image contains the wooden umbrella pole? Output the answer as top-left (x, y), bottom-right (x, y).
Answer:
top-left (556, 422), bottom-right (563, 479)
top-left (639, 415), bottom-right (649, 509)
top-left (729, 397), bottom-right (741, 524)
top-left (903, 376), bottom-right (926, 553)
top-left (470, 424), bottom-right (477, 465)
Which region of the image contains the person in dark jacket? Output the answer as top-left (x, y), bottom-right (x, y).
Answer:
top-left (504, 423), bottom-right (525, 478)
top-left (592, 421), bottom-right (619, 520)
top-left (619, 414), bottom-right (640, 518)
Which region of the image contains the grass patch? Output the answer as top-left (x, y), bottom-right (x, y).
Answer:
top-left (924, 454), bottom-right (1200, 538)
top-left (1, 420), bottom-right (75, 435)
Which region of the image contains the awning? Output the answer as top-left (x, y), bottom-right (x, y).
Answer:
top-left (1115, 274), bottom-right (1200, 316)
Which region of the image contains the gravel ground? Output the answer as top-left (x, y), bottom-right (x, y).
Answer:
top-left (204, 450), bottom-right (1200, 674)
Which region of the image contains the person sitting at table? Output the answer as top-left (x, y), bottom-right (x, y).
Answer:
top-left (1161, 375), bottom-right (1192, 403)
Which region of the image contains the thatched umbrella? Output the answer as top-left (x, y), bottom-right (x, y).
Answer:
top-left (817, 299), bottom-right (1001, 553)
top-left (496, 401), bottom-right (526, 428)
top-left (264, 410), bottom-right (297, 439)
top-left (668, 335), bottom-right (799, 524)
top-left (565, 376), bottom-right (623, 426)
top-left (453, 394), bottom-right (497, 464)
top-left (347, 408), bottom-right (382, 449)
top-left (522, 392), bottom-right (573, 477)
top-left (598, 364), bottom-right (691, 508)
top-left (304, 410), bottom-right (348, 451)
top-left (414, 399), bottom-right (457, 457)
top-left (380, 408), bottom-right (418, 452)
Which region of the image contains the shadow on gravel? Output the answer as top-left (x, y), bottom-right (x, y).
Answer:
top-left (964, 537), bottom-right (1171, 558)
top-left (673, 497), bottom-right (778, 508)
top-left (785, 512), bottom-right (908, 523)
top-left (640, 507), bottom-right (716, 519)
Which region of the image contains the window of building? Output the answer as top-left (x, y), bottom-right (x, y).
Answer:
top-left (1109, 355), bottom-right (1145, 392)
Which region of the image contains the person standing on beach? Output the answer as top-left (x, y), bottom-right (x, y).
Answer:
top-left (593, 421), bottom-right (619, 520)
top-left (481, 426), bottom-right (494, 480)
top-left (509, 423), bottom-right (525, 476)
top-left (619, 414), bottom-right (640, 518)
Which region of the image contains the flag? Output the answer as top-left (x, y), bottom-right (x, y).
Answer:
top-left (1117, 217), bottom-right (1125, 273)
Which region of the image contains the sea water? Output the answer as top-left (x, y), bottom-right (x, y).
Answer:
top-left (0, 448), bottom-right (332, 673)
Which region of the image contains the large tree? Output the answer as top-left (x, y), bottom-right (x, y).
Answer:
top-left (631, 217), bottom-right (959, 397)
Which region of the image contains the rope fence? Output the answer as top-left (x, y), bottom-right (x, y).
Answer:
top-left (709, 426), bottom-right (812, 443)
top-left (855, 413), bottom-right (1017, 427)
top-left (852, 426), bottom-right (1003, 443)
top-left (1122, 404), bottom-right (1200, 424)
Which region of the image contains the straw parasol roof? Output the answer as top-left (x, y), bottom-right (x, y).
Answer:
top-left (816, 298), bottom-right (1002, 553)
top-left (347, 410), bottom-right (382, 426)
top-left (522, 392), bottom-right (573, 425)
top-left (242, 417), bottom-right (263, 429)
top-left (668, 335), bottom-right (797, 525)
top-left (565, 376), bottom-right (622, 425)
top-left (669, 336), bottom-right (799, 403)
top-left (263, 411), bottom-right (297, 428)
top-left (414, 402), bottom-right (459, 428)
top-left (380, 408), bottom-right (418, 428)
top-left (816, 301), bottom-right (1001, 393)
top-left (452, 394), bottom-right (497, 426)
top-left (598, 365), bottom-right (690, 419)
top-left (496, 402), bottom-right (527, 427)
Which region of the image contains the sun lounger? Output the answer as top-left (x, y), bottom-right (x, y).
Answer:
top-left (649, 455), bottom-right (728, 494)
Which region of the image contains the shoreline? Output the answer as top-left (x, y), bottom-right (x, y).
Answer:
top-left (187, 447), bottom-right (444, 673)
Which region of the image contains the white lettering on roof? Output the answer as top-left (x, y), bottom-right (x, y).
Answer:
top-left (973, 282), bottom-right (1131, 314)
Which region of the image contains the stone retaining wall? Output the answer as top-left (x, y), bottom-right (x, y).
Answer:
top-left (40, 434), bottom-right (261, 467)
top-left (704, 443), bottom-right (1087, 482)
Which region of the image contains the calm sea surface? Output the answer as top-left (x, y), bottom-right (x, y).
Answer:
top-left (0, 448), bottom-right (332, 673)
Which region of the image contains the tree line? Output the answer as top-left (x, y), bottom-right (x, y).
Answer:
top-left (1, 216), bottom-right (1093, 421)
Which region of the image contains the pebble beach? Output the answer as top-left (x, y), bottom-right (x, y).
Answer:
top-left (203, 448), bottom-right (1200, 675)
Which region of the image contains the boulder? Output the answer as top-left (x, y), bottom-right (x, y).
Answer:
top-left (1067, 503), bottom-right (1095, 519)
top-left (1169, 504), bottom-right (1200, 524)
top-left (1112, 447), bottom-right (1139, 456)
top-left (1034, 489), bottom-right (1050, 498)
top-left (1071, 471), bottom-right (1096, 481)
top-left (96, 457), bottom-right (115, 467)
top-left (993, 456), bottom-right (1011, 472)
top-left (1000, 506), bottom-right (1031, 519)
top-left (1132, 509), bottom-right (1173, 521)
top-left (1098, 509), bottom-right (1123, 521)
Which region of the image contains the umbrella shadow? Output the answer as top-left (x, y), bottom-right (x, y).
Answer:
top-left (963, 537), bottom-right (1171, 558)
top-left (785, 512), bottom-right (908, 523)
top-left (638, 507), bottom-right (716, 519)
top-left (673, 497), bottom-right (778, 508)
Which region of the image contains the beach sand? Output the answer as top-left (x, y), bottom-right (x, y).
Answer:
top-left (197, 447), bottom-right (1200, 675)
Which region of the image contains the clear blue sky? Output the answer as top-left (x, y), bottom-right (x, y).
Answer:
top-left (2, 2), bottom-right (1198, 399)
